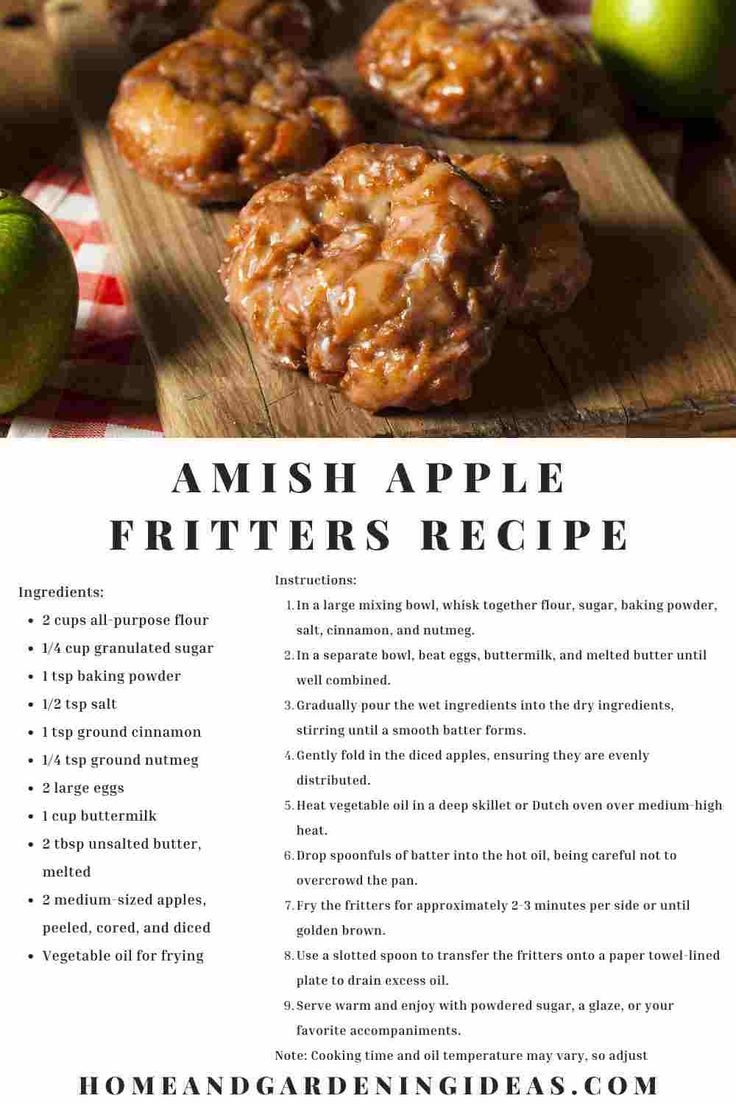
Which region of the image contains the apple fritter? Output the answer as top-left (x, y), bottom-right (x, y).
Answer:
top-left (357, 0), bottom-right (586, 139)
top-left (220, 143), bottom-right (591, 412)
top-left (108, 28), bottom-right (362, 204)
top-left (220, 144), bottom-right (519, 412)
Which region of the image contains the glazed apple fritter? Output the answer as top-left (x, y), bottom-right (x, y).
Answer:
top-left (220, 143), bottom-right (591, 412)
top-left (108, 28), bottom-right (362, 204)
top-left (221, 144), bottom-right (519, 412)
top-left (357, 0), bottom-right (586, 139)
top-left (109, 0), bottom-right (339, 56)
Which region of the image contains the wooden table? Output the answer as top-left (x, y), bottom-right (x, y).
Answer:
top-left (3, 0), bottom-right (736, 436)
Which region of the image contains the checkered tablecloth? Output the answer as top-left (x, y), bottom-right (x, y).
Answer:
top-left (2, 1), bottom-right (590, 439)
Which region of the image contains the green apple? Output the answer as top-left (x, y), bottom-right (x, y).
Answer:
top-left (592, 0), bottom-right (736, 117)
top-left (0, 190), bottom-right (79, 414)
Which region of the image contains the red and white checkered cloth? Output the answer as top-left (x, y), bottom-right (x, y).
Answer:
top-left (2, 1), bottom-right (589, 439)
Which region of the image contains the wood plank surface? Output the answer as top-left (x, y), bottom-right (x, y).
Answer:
top-left (45, 0), bottom-right (736, 437)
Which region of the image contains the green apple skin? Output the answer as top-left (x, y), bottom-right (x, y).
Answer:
top-left (592, 0), bottom-right (736, 117)
top-left (0, 191), bottom-right (79, 414)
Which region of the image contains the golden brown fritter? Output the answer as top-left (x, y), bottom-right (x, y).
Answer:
top-left (453, 151), bottom-right (591, 324)
top-left (109, 0), bottom-right (339, 56)
top-left (221, 144), bottom-right (519, 412)
top-left (357, 0), bottom-right (585, 139)
top-left (221, 143), bottom-right (591, 412)
top-left (108, 28), bottom-right (362, 204)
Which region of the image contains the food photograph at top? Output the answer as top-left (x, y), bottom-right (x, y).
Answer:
top-left (1, 0), bottom-right (736, 436)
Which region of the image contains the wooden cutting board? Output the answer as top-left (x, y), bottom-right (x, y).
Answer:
top-left (45, 0), bottom-right (736, 437)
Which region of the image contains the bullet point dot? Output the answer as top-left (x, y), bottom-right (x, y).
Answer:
top-left (28, 646), bottom-right (34, 652)
top-left (28, 898), bottom-right (34, 904)
top-left (27, 702), bottom-right (33, 708)
top-left (28, 675), bottom-right (34, 680)
top-left (28, 786), bottom-right (34, 792)
top-left (28, 814), bottom-right (34, 820)
top-left (28, 954), bottom-right (34, 960)
top-left (28, 730), bottom-right (33, 735)
top-left (28, 758), bottom-right (34, 764)
top-left (28, 618), bottom-right (34, 624)
top-left (28, 842), bottom-right (33, 848)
